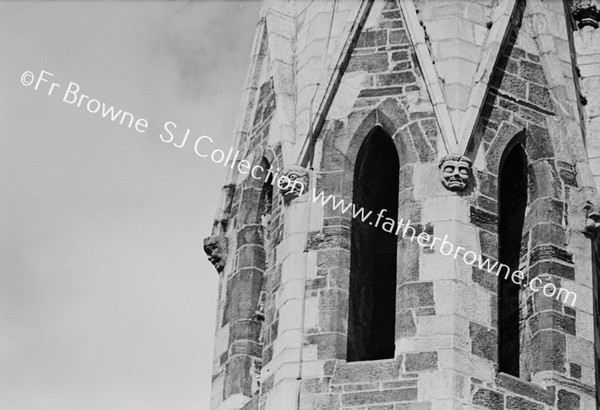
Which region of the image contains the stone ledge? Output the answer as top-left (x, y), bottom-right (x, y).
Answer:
top-left (341, 387), bottom-right (418, 406)
top-left (472, 387), bottom-right (504, 410)
top-left (495, 372), bottom-right (555, 406)
top-left (550, 373), bottom-right (595, 398)
top-left (332, 358), bottom-right (401, 384)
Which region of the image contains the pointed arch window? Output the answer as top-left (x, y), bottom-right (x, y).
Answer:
top-left (591, 236), bottom-right (600, 404)
top-left (498, 143), bottom-right (528, 377)
top-left (347, 127), bottom-right (399, 362)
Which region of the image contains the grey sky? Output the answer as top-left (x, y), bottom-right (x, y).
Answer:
top-left (1, 1), bottom-right (260, 409)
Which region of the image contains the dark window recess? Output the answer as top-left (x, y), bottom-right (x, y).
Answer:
top-left (257, 157), bottom-right (273, 231)
top-left (347, 127), bottom-right (399, 362)
top-left (498, 144), bottom-right (527, 377)
top-left (592, 234), bottom-right (600, 404)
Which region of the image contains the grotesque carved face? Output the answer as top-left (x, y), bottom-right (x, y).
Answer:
top-left (203, 235), bottom-right (227, 273)
top-left (280, 165), bottom-right (309, 204)
top-left (439, 156), bottom-right (472, 192)
top-left (584, 201), bottom-right (600, 238)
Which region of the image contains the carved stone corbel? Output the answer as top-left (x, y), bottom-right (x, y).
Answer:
top-left (278, 165), bottom-right (309, 205)
top-left (583, 201), bottom-right (600, 239)
top-left (203, 234), bottom-right (228, 273)
top-left (438, 155), bottom-right (472, 192)
top-left (572, 1), bottom-right (600, 29)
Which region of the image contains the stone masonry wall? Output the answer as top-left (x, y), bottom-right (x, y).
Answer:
top-left (466, 3), bottom-right (595, 409)
top-left (208, 0), bottom-right (599, 409)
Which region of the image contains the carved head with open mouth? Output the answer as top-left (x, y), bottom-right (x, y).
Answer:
top-left (279, 165), bottom-right (309, 204)
top-left (203, 235), bottom-right (227, 273)
top-left (439, 155), bottom-right (472, 192)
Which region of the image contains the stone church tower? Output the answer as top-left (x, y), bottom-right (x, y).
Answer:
top-left (204, 0), bottom-right (600, 408)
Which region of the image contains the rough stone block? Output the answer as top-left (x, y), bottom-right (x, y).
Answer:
top-left (393, 61), bottom-right (413, 71)
top-left (394, 402), bottom-right (431, 409)
top-left (317, 249), bottom-right (350, 269)
top-left (392, 50), bottom-right (409, 61)
top-left (357, 29), bottom-right (388, 48)
top-left (506, 396), bottom-right (543, 410)
top-left (529, 245), bottom-right (573, 265)
top-left (230, 339), bottom-right (261, 357)
top-left (472, 388), bottom-right (503, 410)
top-left (529, 261), bottom-right (575, 281)
top-left (527, 83), bottom-right (553, 112)
top-left (237, 245), bottom-right (266, 270)
top-left (557, 389), bottom-right (580, 410)
top-left (318, 306), bottom-right (347, 334)
top-left (382, 380), bottom-right (418, 388)
top-left (519, 106), bottom-right (546, 125)
top-left (528, 125), bottom-right (555, 160)
top-left (237, 225), bottom-right (264, 246)
top-left (470, 207), bottom-right (498, 233)
top-left (388, 29), bottom-right (410, 45)
top-left (383, 0), bottom-right (399, 11)
top-left (341, 388), bottom-right (417, 406)
top-left (472, 263), bottom-right (497, 293)
top-left (358, 87), bottom-right (404, 98)
top-left (323, 360), bottom-right (336, 376)
top-left (396, 309), bottom-right (416, 338)
top-left (496, 373), bottom-right (555, 406)
top-left (478, 230), bottom-right (498, 258)
top-left (504, 57), bottom-right (520, 75)
top-left (307, 229), bottom-right (350, 251)
top-left (347, 53), bottom-right (389, 73)
top-left (332, 359), bottom-right (400, 384)
top-left (224, 269), bottom-right (264, 325)
top-left (382, 10), bottom-right (402, 20)
top-left (570, 363), bottom-right (582, 379)
top-left (566, 337), bottom-right (594, 370)
top-left (470, 322), bottom-right (497, 362)
top-left (376, 71), bottom-right (416, 86)
top-left (408, 122), bottom-right (435, 162)
top-left (499, 73), bottom-right (527, 99)
top-left (526, 198), bottom-right (564, 230)
top-left (558, 168), bottom-right (577, 187)
top-left (262, 345), bottom-right (273, 365)
top-left (229, 320), bottom-right (262, 343)
top-left (301, 377), bottom-right (332, 394)
top-left (342, 382), bottom-right (378, 392)
top-left (529, 311), bottom-right (576, 336)
top-left (397, 282), bottom-right (434, 309)
top-left (397, 235), bottom-right (420, 284)
top-left (405, 352), bottom-right (438, 372)
top-left (328, 267), bottom-right (350, 289)
top-left (306, 333), bottom-right (347, 360)
top-left (531, 277), bottom-right (563, 312)
top-left (300, 393), bottom-right (339, 410)
top-left (529, 330), bottom-right (566, 374)
top-left (319, 287), bottom-right (348, 310)
top-left (379, 19), bottom-right (404, 30)
top-left (224, 355), bottom-right (254, 398)
top-left (520, 60), bottom-right (547, 85)
top-left (530, 223), bottom-right (566, 248)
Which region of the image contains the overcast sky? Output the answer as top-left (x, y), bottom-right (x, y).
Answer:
top-left (1, 1), bottom-right (261, 409)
